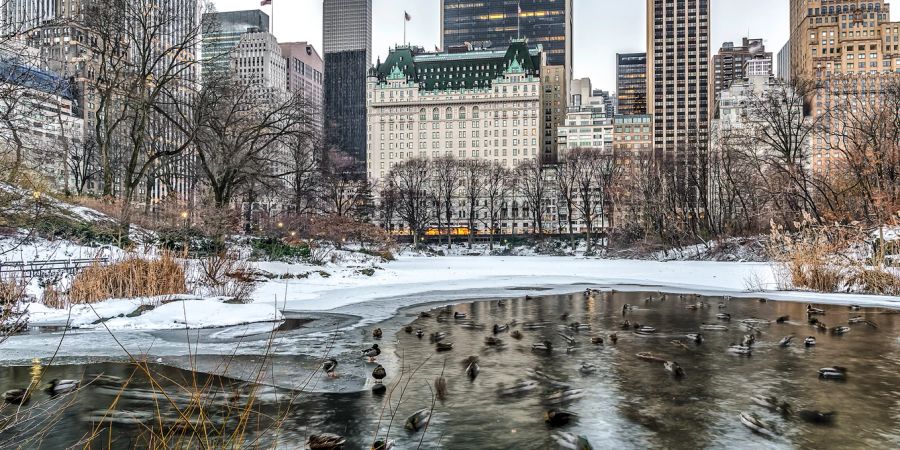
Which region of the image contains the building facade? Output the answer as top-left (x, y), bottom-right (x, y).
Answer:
top-left (788, 0), bottom-right (900, 173)
top-left (366, 41), bottom-right (544, 182)
top-left (281, 42), bottom-right (325, 121)
top-left (323, 0), bottom-right (372, 171)
top-left (616, 52), bottom-right (647, 115)
top-left (646, 0), bottom-right (710, 193)
top-left (777, 40), bottom-right (792, 82)
top-left (201, 10), bottom-right (270, 82)
top-left (613, 114), bottom-right (653, 227)
top-left (711, 38), bottom-right (771, 102)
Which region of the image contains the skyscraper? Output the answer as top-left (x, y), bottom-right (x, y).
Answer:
top-left (323, 0), bottom-right (372, 171)
top-left (201, 10), bottom-right (270, 81)
top-left (616, 53), bottom-right (647, 116)
top-left (441, 0), bottom-right (573, 163)
top-left (710, 38), bottom-right (771, 105)
top-left (646, 0), bottom-right (710, 191)
top-left (281, 42), bottom-right (325, 132)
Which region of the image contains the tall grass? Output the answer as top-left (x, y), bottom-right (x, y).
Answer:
top-left (69, 252), bottom-right (186, 304)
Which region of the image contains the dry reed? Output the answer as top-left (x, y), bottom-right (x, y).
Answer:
top-left (69, 252), bottom-right (186, 304)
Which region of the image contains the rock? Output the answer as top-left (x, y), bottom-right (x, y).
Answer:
top-left (125, 304), bottom-right (156, 318)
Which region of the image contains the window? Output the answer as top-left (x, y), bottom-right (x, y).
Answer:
top-left (446, 107), bottom-right (453, 120)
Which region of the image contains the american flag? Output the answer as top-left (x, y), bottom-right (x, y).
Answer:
top-left (261, 0), bottom-right (272, 6)
top-left (405, 11), bottom-right (412, 21)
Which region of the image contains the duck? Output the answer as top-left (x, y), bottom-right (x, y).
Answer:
top-left (560, 312), bottom-right (570, 321)
top-left (741, 334), bottom-right (756, 347)
top-left (419, 311), bottom-right (433, 318)
top-left (306, 433), bottom-right (346, 450)
top-left (818, 366), bottom-right (847, 380)
top-left (371, 439), bottom-right (395, 450)
top-left (609, 333), bottom-right (618, 344)
top-left (436, 342), bottom-right (454, 352)
top-left (45, 379), bottom-right (79, 396)
top-left (621, 304), bottom-right (633, 315)
top-left (579, 363), bottom-right (598, 375)
top-left (848, 305), bottom-right (861, 311)
top-left (362, 344), bottom-right (381, 362)
top-left (531, 341), bottom-right (553, 352)
top-left (590, 336), bottom-right (604, 345)
top-left (797, 410), bottom-right (836, 425)
top-left (728, 345), bottom-right (753, 356)
top-left (664, 361), bottom-right (685, 378)
top-left (700, 324), bottom-right (728, 331)
top-left (807, 305), bottom-right (826, 315)
top-left (510, 330), bottom-right (523, 340)
top-left (776, 315), bottom-right (790, 324)
top-left (3, 388), bottom-right (30, 405)
top-left (497, 299), bottom-right (506, 307)
top-left (634, 326), bottom-right (656, 335)
top-left (454, 312), bottom-right (467, 319)
top-left (465, 360), bottom-right (480, 380)
top-left (716, 313), bottom-right (732, 321)
top-left (403, 325), bottom-right (413, 334)
top-left (619, 320), bottom-right (632, 330)
top-left (322, 359), bottom-right (339, 378)
top-left (405, 409), bottom-right (431, 431)
top-left (687, 333), bottom-right (703, 345)
top-left (544, 409), bottom-right (577, 427)
top-left (497, 380), bottom-right (539, 396)
top-left (739, 412), bottom-right (777, 438)
top-left (848, 316), bottom-right (865, 324)
top-left (636, 352), bottom-right (667, 363)
top-left (434, 376), bottom-right (448, 401)
top-left (415, 329), bottom-right (425, 339)
top-left (429, 332), bottom-right (447, 343)
top-left (830, 326), bottom-right (851, 336)
top-left (778, 335), bottom-right (795, 347)
top-left (718, 302), bottom-right (727, 309)
top-left (552, 432), bottom-right (594, 450)
top-left (557, 333), bottom-right (577, 346)
top-left (372, 365), bottom-right (387, 384)
top-left (804, 336), bottom-right (817, 347)
top-left (484, 336), bottom-right (503, 346)
top-left (544, 389), bottom-right (585, 405)
top-left (372, 328), bottom-right (383, 339)
top-left (569, 322), bottom-right (591, 331)
top-left (751, 395), bottom-right (792, 416)
top-left (493, 323), bottom-right (509, 334)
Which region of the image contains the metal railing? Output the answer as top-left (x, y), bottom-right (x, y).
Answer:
top-left (0, 258), bottom-right (109, 277)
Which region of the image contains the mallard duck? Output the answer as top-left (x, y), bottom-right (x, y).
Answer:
top-left (848, 316), bottom-right (865, 324)
top-left (544, 409), bottom-right (577, 427)
top-left (497, 299), bottom-right (506, 307)
top-left (403, 325), bottom-right (413, 334)
top-left (454, 312), bottom-right (467, 319)
top-left (306, 433), bottom-right (346, 449)
top-left (798, 410), bottom-right (836, 425)
top-left (497, 380), bottom-right (539, 396)
top-left (493, 323), bottom-right (509, 334)
top-left (371, 439), bottom-right (395, 450)
top-left (804, 336), bottom-right (817, 347)
top-left (362, 344), bottom-right (381, 362)
top-left (552, 432), bottom-right (594, 450)
top-left (751, 395), bottom-right (792, 416)
top-left (814, 321), bottom-right (828, 332)
top-left (544, 389), bottom-right (584, 405)
top-left (687, 333), bottom-right (703, 344)
top-left (622, 304), bottom-right (633, 315)
top-left (635, 326), bottom-right (656, 335)
top-left (778, 335), bottom-right (794, 347)
top-left (569, 322), bottom-right (591, 331)
top-left (484, 336), bottom-right (503, 346)
top-left (510, 330), bottom-right (523, 340)
top-left (415, 329), bottom-right (425, 339)
top-left (739, 412), bottom-right (777, 438)
top-left (436, 342), bottom-right (454, 352)
top-left (700, 324), bottom-right (728, 331)
top-left (619, 320), bottom-right (632, 330)
top-left (531, 341), bottom-right (553, 352)
top-left (590, 336), bottom-right (604, 345)
top-left (405, 409), bottom-right (431, 431)
top-left (741, 334), bottom-right (756, 347)
top-left (434, 376), bottom-right (448, 401)
top-left (776, 315), bottom-right (790, 324)
top-left (848, 305), bottom-right (861, 311)
top-left (557, 333), bottom-right (576, 345)
top-left (560, 312), bottom-right (570, 321)
top-left (807, 305), bottom-right (826, 315)
top-left (465, 361), bottom-right (480, 380)
top-left (818, 367), bottom-right (847, 380)
top-left (636, 352), bottom-right (667, 363)
top-left (429, 332), bottom-right (447, 343)
top-left (45, 379), bottom-right (79, 396)
top-left (830, 326), bottom-right (851, 336)
top-left (3, 388), bottom-right (30, 405)
top-left (728, 345), bottom-right (753, 356)
top-left (372, 365), bottom-right (386, 384)
top-left (372, 328), bottom-right (383, 339)
top-left (609, 333), bottom-right (618, 344)
top-left (716, 313), bottom-right (731, 321)
top-left (323, 359), bottom-right (338, 378)
top-left (664, 361), bottom-right (685, 378)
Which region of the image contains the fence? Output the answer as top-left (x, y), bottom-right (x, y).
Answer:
top-left (0, 258), bottom-right (109, 278)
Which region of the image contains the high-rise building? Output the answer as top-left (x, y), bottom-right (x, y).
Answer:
top-left (646, 0), bottom-right (710, 192)
top-left (201, 10), bottom-right (270, 81)
top-left (323, 0), bottom-right (371, 171)
top-left (441, 0), bottom-right (573, 163)
top-left (788, 0), bottom-right (900, 172)
top-left (777, 40), bottom-right (792, 82)
top-left (281, 42), bottom-right (325, 131)
top-left (231, 31), bottom-right (287, 96)
top-left (593, 89), bottom-right (616, 118)
top-left (711, 38), bottom-right (771, 100)
top-left (616, 53), bottom-right (647, 115)
top-left (366, 41), bottom-right (544, 182)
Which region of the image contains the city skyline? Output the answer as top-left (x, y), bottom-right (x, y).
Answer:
top-left (211, 0), bottom-right (791, 90)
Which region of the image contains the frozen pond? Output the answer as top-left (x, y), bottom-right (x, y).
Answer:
top-left (1, 290), bottom-right (900, 448)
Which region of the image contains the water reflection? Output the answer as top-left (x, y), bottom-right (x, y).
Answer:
top-left (1, 291), bottom-right (899, 449)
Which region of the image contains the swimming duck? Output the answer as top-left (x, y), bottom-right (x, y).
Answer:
top-left (405, 409), bottom-right (432, 431)
top-left (497, 299), bottom-right (506, 307)
top-left (45, 379), bottom-right (79, 396)
top-left (510, 330), bottom-right (523, 340)
top-left (3, 388), bottom-right (30, 405)
top-left (818, 367), bottom-right (847, 380)
top-left (569, 322), bottom-right (591, 331)
top-left (465, 361), bottom-right (480, 380)
top-left (700, 324), bottom-right (728, 331)
top-left (848, 316), bottom-right (865, 324)
top-left (371, 439), bottom-right (395, 450)
top-left (493, 323), bottom-right (509, 334)
top-left (776, 315), bottom-right (790, 324)
top-left (544, 409), bottom-right (577, 427)
top-left (635, 326), bottom-right (656, 335)
top-left (372, 365), bottom-right (386, 384)
top-left (306, 433), bottom-right (346, 449)
top-left (830, 326), bottom-right (851, 336)
top-left (531, 341), bottom-right (553, 352)
top-left (497, 380), bottom-right (539, 396)
top-left (560, 312), bottom-right (570, 321)
top-left (739, 412), bottom-right (777, 438)
top-left (322, 359), bottom-right (338, 378)
top-left (557, 333), bottom-right (577, 346)
top-left (484, 336), bottom-right (503, 346)
top-left (687, 333), bottom-right (703, 344)
top-left (403, 325), bottom-right (413, 334)
top-left (580, 363), bottom-right (598, 375)
top-left (636, 352), bottom-right (667, 363)
top-left (741, 334), bottom-right (756, 347)
top-left (848, 305), bottom-right (861, 311)
top-left (454, 312), bottom-right (467, 319)
top-left (728, 345), bottom-right (753, 356)
top-left (619, 320), bottom-right (632, 330)
top-left (552, 432), bottom-right (594, 450)
top-left (664, 361), bottom-right (685, 378)
top-left (609, 333), bottom-right (618, 344)
top-left (804, 336), bottom-right (817, 347)
top-left (415, 329), bottom-right (425, 339)
top-left (716, 313), bottom-right (732, 321)
top-left (778, 335), bottom-right (795, 347)
top-left (622, 304), bottom-right (633, 315)
top-left (429, 332), bottom-right (447, 343)
top-left (807, 305), bottom-right (826, 315)
top-left (436, 342), bottom-right (454, 352)
top-left (797, 410), bottom-right (836, 425)
top-left (814, 321), bottom-right (828, 332)
top-left (372, 328), bottom-right (383, 339)
top-left (362, 344), bottom-right (381, 362)
top-left (751, 395), bottom-right (792, 416)
top-left (544, 389), bottom-right (585, 405)
top-left (590, 336), bottom-right (604, 345)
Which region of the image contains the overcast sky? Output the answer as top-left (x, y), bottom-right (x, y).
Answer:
top-left (211, 0), bottom-right (791, 90)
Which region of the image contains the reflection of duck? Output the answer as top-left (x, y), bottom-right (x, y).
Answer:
top-left (362, 344), bottom-right (381, 362)
top-left (371, 439), bottom-right (395, 450)
top-left (434, 376), bottom-right (448, 401)
top-left (776, 315), bottom-right (789, 324)
top-left (687, 333), bottom-right (703, 344)
top-left (544, 409), bottom-right (577, 427)
top-left (46, 379), bottom-right (79, 396)
top-left (405, 409), bottom-right (431, 431)
top-left (798, 410), bottom-right (836, 425)
top-left (3, 388), bottom-right (30, 405)
top-left (700, 324), bottom-right (728, 331)
top-left (372, 365), bottom-right (386, 384)
top-left (778, 335), bottom-right (794, 347)
top-left (436, 342), bottom-right (454, 352)
top-left (818, 367), bottom-right (847, 380)
top-left (306, 433), bottom-right (346, 449)
top-left (322, 359), bottom-right (338, 378)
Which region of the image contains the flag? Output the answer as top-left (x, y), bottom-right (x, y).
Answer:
top-left (405, 11), bottom-right (412, 21)
top-left (518, 3), bottom-right (522, 14)
top-left (261, 0), bottom-right (271, 6)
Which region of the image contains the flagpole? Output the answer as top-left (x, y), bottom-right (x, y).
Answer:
top-left (517, 1), bottom-right (521, 40)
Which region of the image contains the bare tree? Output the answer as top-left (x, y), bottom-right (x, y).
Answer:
top-left (482, 162), bottom-right (508, 250)
top-left (390, 158), bottom-right (432, 247)
top-left (321, 149), bottom-right (369, 218)
top-left (459, 159), bottom-right (487, 249)
top-left (569, 148), bottom-right (619, 254)
top-left (515, 159), bottom-right (547, 235)
top-left (431, 156), bottom-right (462, 248)
top-left (554, 158), bottom-right (579, 248)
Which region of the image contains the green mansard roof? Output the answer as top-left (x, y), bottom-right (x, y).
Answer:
top-left (371, 40), bottom-right (542, 91)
